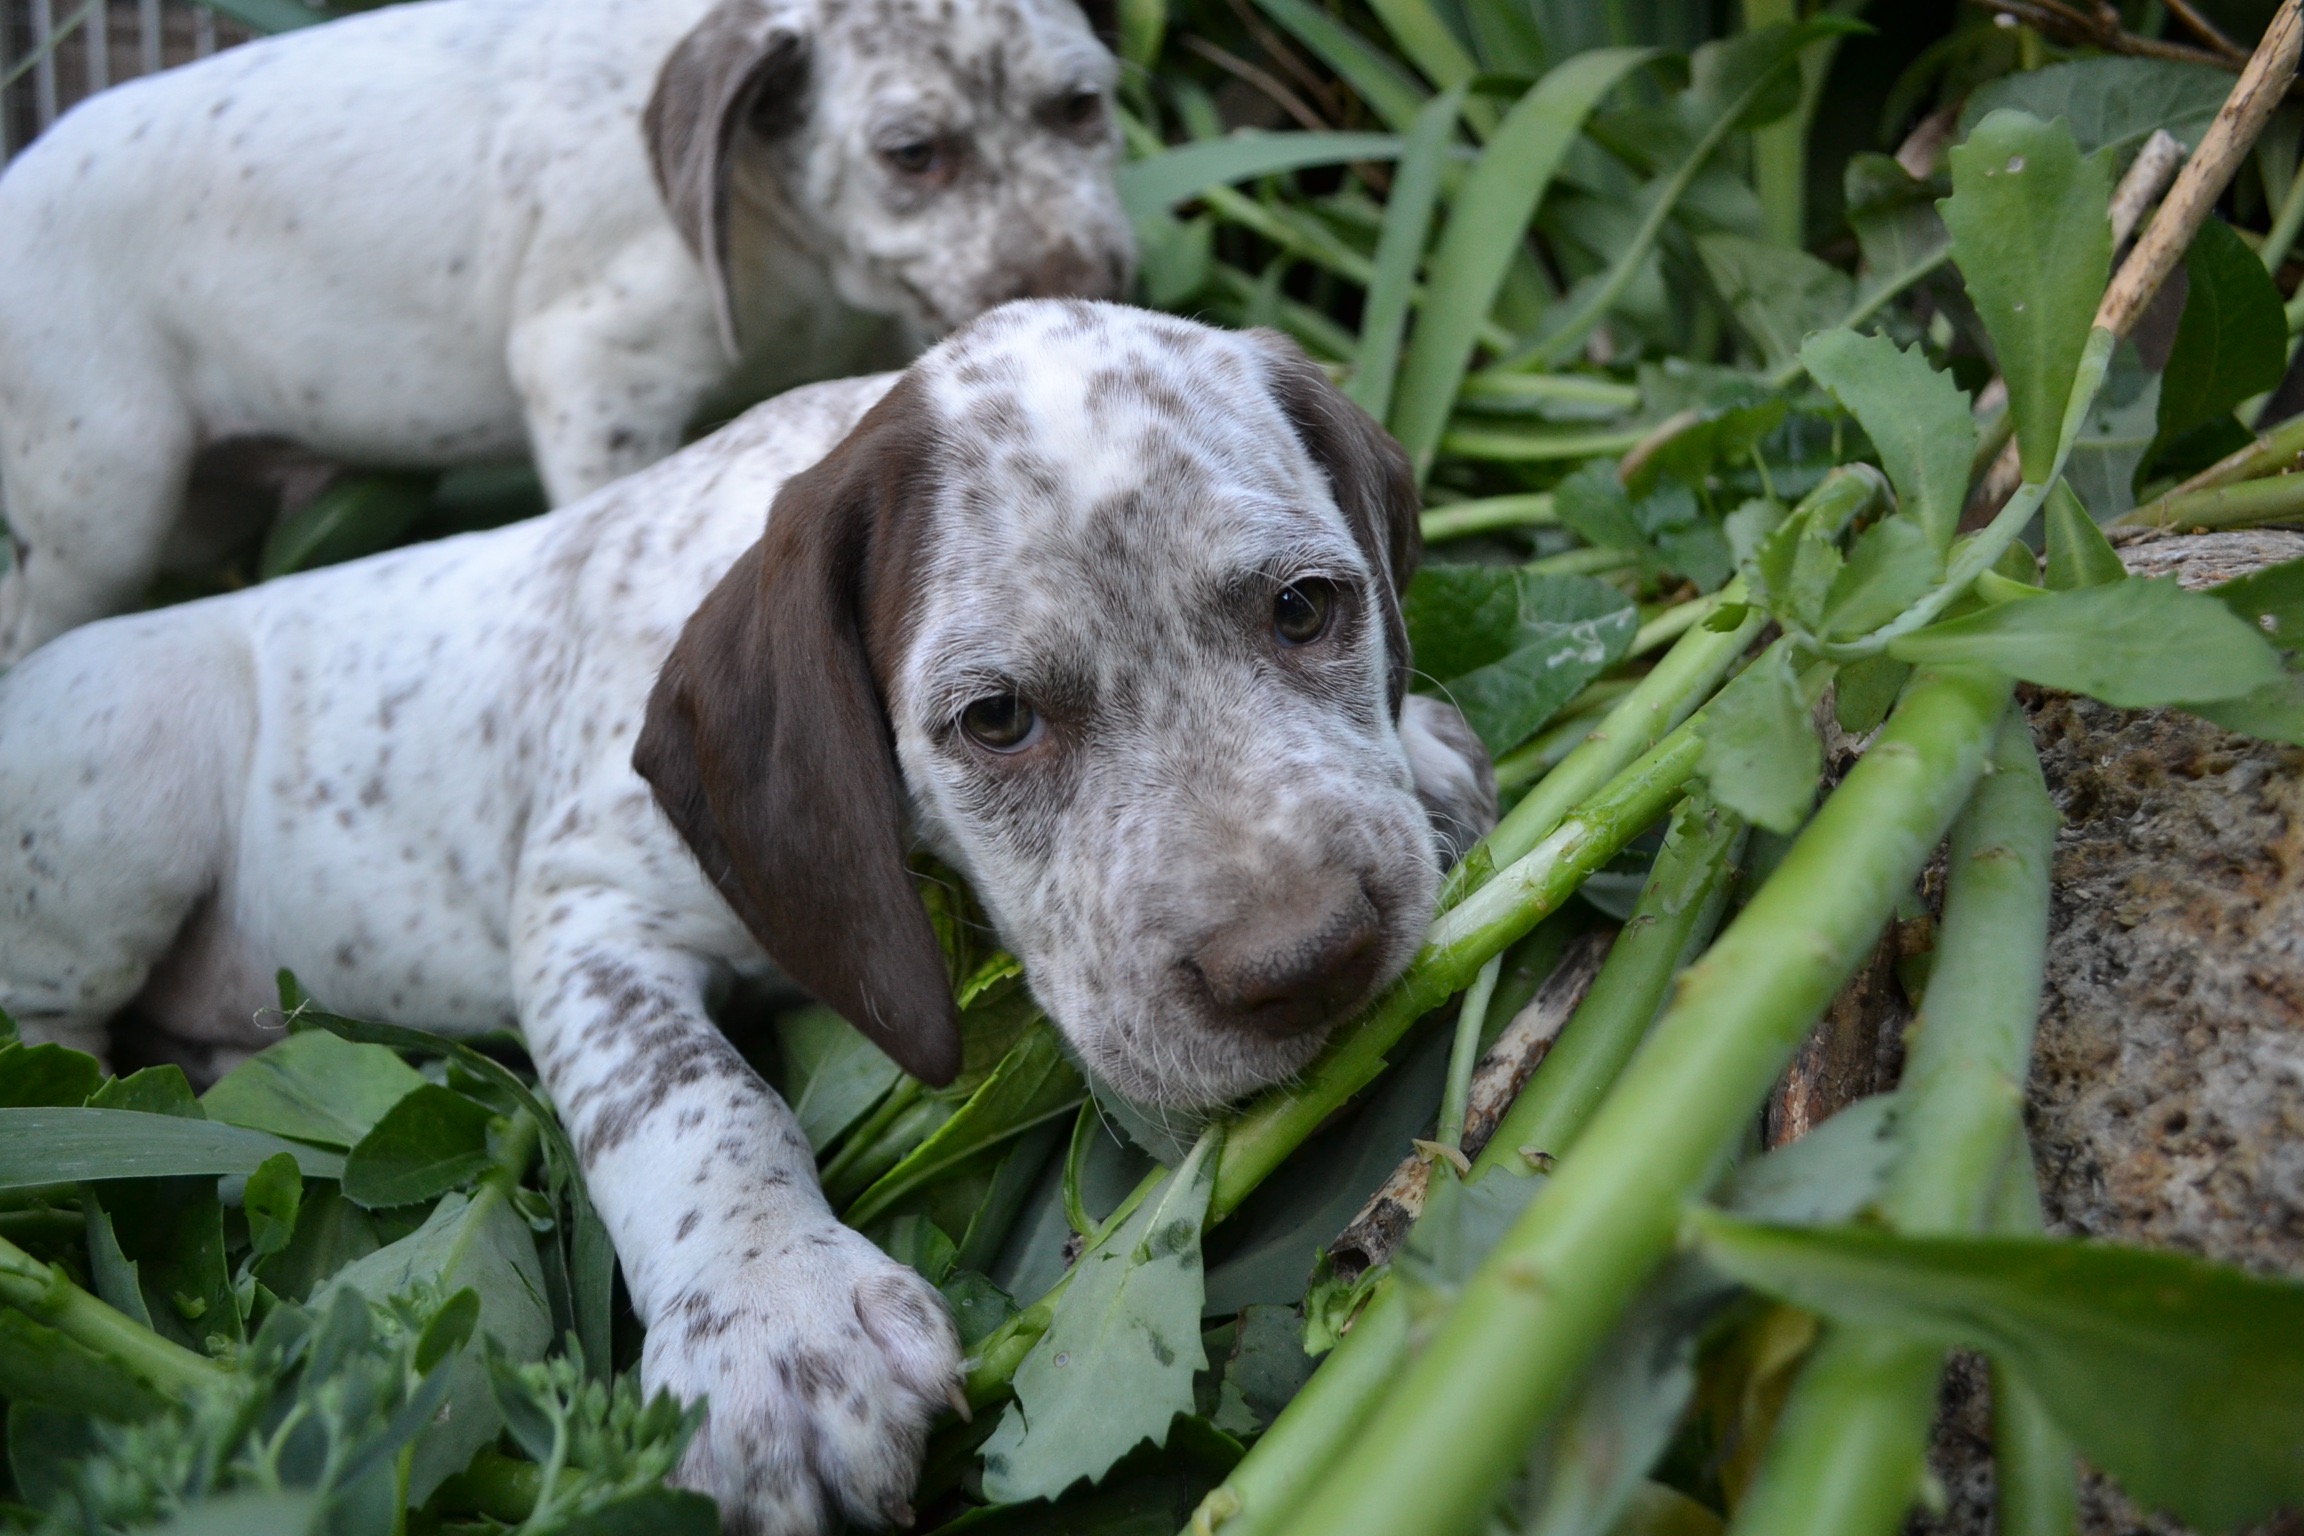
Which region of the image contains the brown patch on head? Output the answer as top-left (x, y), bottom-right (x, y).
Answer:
top-left (633, 376), bottom-right (960, 1085)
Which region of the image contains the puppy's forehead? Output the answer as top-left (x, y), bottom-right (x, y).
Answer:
top-left (815, 0), bottom-right (1111, 92)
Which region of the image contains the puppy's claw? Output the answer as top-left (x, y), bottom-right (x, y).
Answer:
top-left (885, 1500), bottom-right (917, 1528)
top-left (945, 1382), bottom-right (973, 1423)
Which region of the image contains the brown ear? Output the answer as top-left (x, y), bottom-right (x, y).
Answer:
top-left (644, 0), bottom-right (809, 361)
top-left (1249, 330), bottom-right (1423, 712)
top-left (632, 380), bottom-right (961, 1085)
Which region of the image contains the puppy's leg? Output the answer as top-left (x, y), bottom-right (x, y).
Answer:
top-left (505, 245), bottom-right (724, 505)
top-left (1400, 694), bottom-right (1499, 866)
top-left (0, 614), bottom-right (250, 1057)
top-left (0, 375), bottom-right (198, 662)
top-left (515, 885), bottom-right (960, 1536)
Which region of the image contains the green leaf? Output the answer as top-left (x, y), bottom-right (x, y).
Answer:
top-left (1689, 1212), bottom-right (2304, 1533)
top-left (1347, 85), bottom-right (1466, 425)
top-left (88, 1065), bottom-right (203, 1118)
top-left (0, 1041), bottom-right (102, 1109)
top-left (1888, 578), bottom-right (2285, 707)
top-left (2190, 673), bottom-right (2304, 746)
top-left (415, 1287), bottom-right (482, 1374)
top-left (1403, 565), bottom-right (1638, 754)
top-left (255, 1183), bottom-right (380, 1302)
top-left (1389, 49), bottom-right (1656, 479)
top-left (2063, 339), bottom-right (2162, 521)
top-left (243, 1152), bottom-right (304, 1260)
top-left (96, 1177), bottom-right (238, 1350)
top-left (1116, 133), bottom-right (1404, 220)
top-left (1833, 656), bottom-right (1910, 736)
top-left (1697, 646), bottom-right (1819, 835)
top-left (551, 1489), bottom-right (722, 1536)
top-left (1941, 111), bottom-right (2112, 483)
top-left (1843, 154), bottom-right (1950, 281)
top-left (0, 1311), bottom-right (165, 1419)
top-left (1960, 55), bottom-right (2236, 160)
top-left (82, 1198), bottom-right (155, 1327)
top-left (2043, 479), bottom-right (2127, 590)
top-left (2210, 555), bottom-right (2304, 648)
top-left (341, 1084), bottom-right (498, 1210)
top-left (258, 472), bottom-right (434, 580)
top-left (201, 1030), bottom-right (425, 1149)
top-left (2159, 217), bottom-right (2289, 446)
top-left (777, 1004), bottom-right (905, 1153)
top-left (1697, 234), bottom-right (1852, 373)
top-left (1749, 507), bottom-right (1842, 632)
top-left (942, 1269), bottom-right (1021, 1349)
top-left (1363, 0), bottom-right (1478, 94)
top-left (980, 1127), bottom-right (1221, 1502)
top-left (1799, 331), bottom-right (1976, 552)
top-left (1250, 0), bottom-right (1430, 132)
top-left (1820, 515), bottom-right (1942, 639)
top-left (1212, 1304), bottom-right (1318, 1436)
top-left (847, 1023), bottom-right (1086, 1227)
top-left (0, 1108), bottom-right (344, 1190)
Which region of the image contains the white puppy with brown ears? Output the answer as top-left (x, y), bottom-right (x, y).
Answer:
top-left (0, 0), bottom-right (1131, 662)
top-left (0, 303), bottom-right (1494, 1533)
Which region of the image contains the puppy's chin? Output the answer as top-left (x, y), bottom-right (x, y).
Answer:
top-left (1070, 1020), bottom-right (1335, 1112)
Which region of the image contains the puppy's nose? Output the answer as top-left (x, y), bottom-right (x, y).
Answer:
top-left (1007, 243), bottom-right (1127, 302)
top-left (1191, 886), bottom-right (1383, 1039)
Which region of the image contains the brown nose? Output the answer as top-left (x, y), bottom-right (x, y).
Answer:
top-left (1190, 885), bottom-right (1384, 1039)
top-left (1006, 243), bottom-right (1129, 303)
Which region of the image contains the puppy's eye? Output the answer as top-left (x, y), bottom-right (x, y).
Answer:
top-left (960, 693), bottom-right (1040, 752)
top-left (1273, 580), bottom-right (1335, 646)
top-left (1061, 90), bottom-right (1103, 127)
top-left (884, 139), bottom-right (943, 176)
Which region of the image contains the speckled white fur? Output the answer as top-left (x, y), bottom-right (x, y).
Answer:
top-left (0, 0), bottom-right (1129, 661)
top-left (0, 303), bottom-right (1491, 1534)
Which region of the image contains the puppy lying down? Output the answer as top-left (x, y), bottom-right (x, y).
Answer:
top-left (0, 302), bottom-right (1495, 1534)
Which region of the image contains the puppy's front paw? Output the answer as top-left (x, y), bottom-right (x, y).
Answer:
top-left (644, 1223), bottom-right (962, 1535)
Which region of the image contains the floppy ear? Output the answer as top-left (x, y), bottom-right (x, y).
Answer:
top-left (1248, 330), bottom-right (1423, 712)
top-left (632, 379), bottom-right (961, 1086)
top-left (1069, 0), bottom-right (1119, 45)
top-left (645, 0), bottom-right (809, 361)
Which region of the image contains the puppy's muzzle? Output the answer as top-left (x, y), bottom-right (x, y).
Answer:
top-left (1187, 881), bottom-right (1384, 1039)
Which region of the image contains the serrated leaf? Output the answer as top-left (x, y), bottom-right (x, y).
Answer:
top-left (1800, 331), bottom-right (1975, 552)
top-left (2043, 479), bottom-right (2127, 590)
top-left (1697, 646), bottom-right (1819, 835)
top-left (1888, 578), bottom-right (2284, 707)
top-left (1698, 234), bottom-right (1853, 372)
top-left (2190, 673), bottom-right (2304, 745)
top-left (980, 1127), bottom-right (1220, 1502)
top-left (1404, 564), bottom-right (1639, 754)
top-left (1941, 111), bottom-right (2111, 484)
top-left (0, 1041), bottom-right (102, 1109)
top-left (82, 1198), bottom-right (154, 1328)
top-left (340, 1084), bottom-right (497, 1209)
top-left (87, 1065), bottom-right (203, 1118)
top-left (201, 1030), bottom-right (425, 1149)
top-left (243, 1151), bottom-right (304, 1260)
top-left (2159, 217), bottom-right (2288, 447)
top-left (1689, 1212), bottom-right (2304, 1533)
top-left (1821, 515), bottom-right (1942, 639)
top-left (1752, 508), bottom-right (1841, 631)
top-left (1960, 55), bottom-right (2235, 160)
top-left (2210, 555), bottom-right (2304, 649)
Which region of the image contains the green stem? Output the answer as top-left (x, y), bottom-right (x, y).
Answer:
top-left (1525, 546), bottom-right (1635, 577)
top-left (1728, 708), bottom-right (2056, 1536)
top-left (817, 1079), bottom-right (927, 1203)
top-left (0, 1232), bottom-right (223, 1397)
top-left (2263, 153), bottom-right (2304, 276)
top-left (1989, 1147), bottom-right (2079, 1536)
top-left (1436, 423), bottom-right (1652, 463)
top-left (1743, 0), bottom-right (1805, 249)
top-left (1437, 956), bottom-right (1502, 1149)
top-left (2113, 468), bottom-right (2304, 532)
top-left (1269, 665), bottom-right (2012, 1536)
top-left (1455, 372), bottom-right (1641, 414)
top-left (1442, 579), bottom-right (1761, 910)
top-left (1420, 493), bottom-right (1556, 543)
top-left (2124, 409), bottom-right (2304, 514)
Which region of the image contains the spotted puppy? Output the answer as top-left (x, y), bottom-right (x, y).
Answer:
top-left (0, 302), bottom-right (1496, 1533)
top-left (0, 0), bottom-right (1131, 661)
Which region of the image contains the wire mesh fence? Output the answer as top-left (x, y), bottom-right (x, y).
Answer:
top-left (1, 0), bottom-right (251, 159)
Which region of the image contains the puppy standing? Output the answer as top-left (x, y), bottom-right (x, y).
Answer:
top-left (0, 303), bottom-right (1495, 1533)
top-left (0, 0), bottom-right (1132, 662)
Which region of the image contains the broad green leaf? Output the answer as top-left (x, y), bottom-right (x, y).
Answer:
top-left (1888, 578), bottom-right (2285, 707)
top-left (1697, 646), bottom-right (1819, 834)
top-left (943, 1269), bottom-right (1021, 1349)
top-left (1820, 515), bottom-right (1942, 639)
top-left (1403, 566), bottom-right (1638, 754)
top-left (1390, 48), bottom-right (1658, 478)
top-left (1364, 0), bottom-right (1478, 94)
top-left (257, 1183), bottom-right (381, 1302)
top-left (1833, 656), bottom-right (1910, 736)
top-left (243, 1152), bottom-right (304, 1260)
top-left (981, 1127), bottom-right (1221, 1502)
top-left (2063, 340), bottom-right (2161, 520)
top-left (96, 1176), bottom-right (238, 1350)
top-left (1347, 86), bottom-right (1466, 424)
top-left (778, 1004), bottom-right (904, 1153)
top-left (1134, 208), bottom-right (1212, 308)
top-left (0, 1311), bottom-right (165, 1419)
top-left (323, 1190), bottom-right (554, 1501)
top-left (1116, 0), bottom-right (1163, 69)
top-left (1250, 0), bottom-right (1430, 132)
top-left (0, 1040), bottom-right (101, 1108)
top-left (201, 1029), bottom-right (425, 1149)
top-left (1960, 55), bottom-right (2236, 160)
top-left (1843, 154), bottom-right (1950, 280)
top-left (87, 1065), bottom-right (202, 1118)
top-left (1750, 507), bottom-right (1842, 631)
top-left (1550, 461), bottom-right (1650, 559)
top-left (2043, 479), bottom-right (2127, 590)
top-left (1799, 331), bottom-right (1975, 551)
top-left (258, 472), bottom-right (433, 579)
top-left (846, 1022), bottom-right (1085, 1228)
top-left (1697, 234), bottom-right (1851, 372)
top-left (1116, 133), bottom-right (1403, 220)
top-left (1941, 111), bottom-right (2112, 483)
top-left (551, 1489), bottom-right (721, 1536)
top-left (2190, 673), bottom-right (2304, 746)
top-left (2210, 555), bottom-right (2304, 648)
top-left (82, 1198), bottom-right (154, 1328)
top-left (1212, 1304), bottom-right (1319, 1436)
top-left (0, 1108), bottom-right (344, 1190)
top-left (342, 1084), bottom-right (499, 1209)
top-left (1633, 400), bottom-right (1790, 497)
top-left (1689, 1212), bottom-right (2304, 1532)
top-left (2159, 217), bottom-right (2288, 446)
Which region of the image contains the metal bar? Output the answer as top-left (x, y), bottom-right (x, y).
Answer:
top-left (32, 0), bottom-right (57, 131)
top-left (192, 0), bottom-right (213, 58)
top-left (138, 0), bottom-right (159, 76)
top-left (86, 0), bottom-right (107, 92)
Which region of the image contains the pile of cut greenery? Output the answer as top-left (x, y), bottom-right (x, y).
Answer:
top-left (11, 1), bottom-right (2304, 1534)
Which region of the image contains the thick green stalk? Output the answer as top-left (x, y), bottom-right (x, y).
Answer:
top-left (0, 1231), bottom-right (223, 1397)
top-left (1187, 791), bottom-right (1742, 1536)
top-left (2112, 469), bottom-right (2304, 532)
top-left (1742, 0), bottom-right (1804, 248)
top-left (1420, 493), bottom-right (1556, 543)
top-left (1437, 955), bottom-right (1502, 1148)
top-left (1443, 582), bottom-right (1760, 909)
top-left (2120, 410), bottom-right (2304, 517)
top-left (2263, 155), bottom-right (2304, 275)
top-left (1989, 1150), bottom-right (2079, 1536)
top-left (1269, 665), bottom-right (2012, 1536)
top-left (1437, 423), bottom-right (1650, 463)
top-left (1729, 709), bottom-right (2057, 1536)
